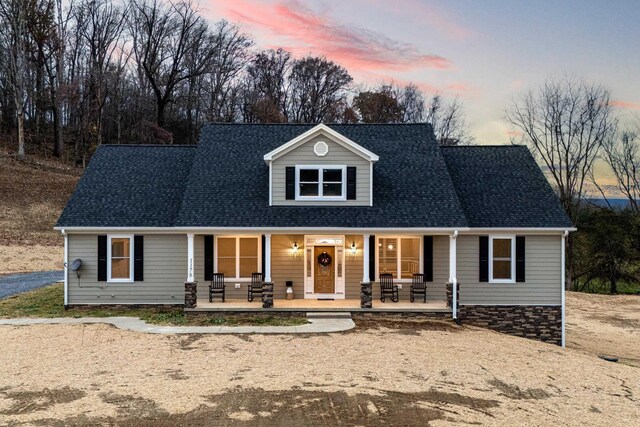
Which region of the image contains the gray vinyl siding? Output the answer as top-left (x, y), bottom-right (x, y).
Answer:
top-left (272, 135), bottom-right (371, 206)
top-left (457, 234), bottom-right (562, 305)
top-left (371, 235), bottom-right (448, 302)
top-left (271, 235), bottom-right (305, 299)
top-left (67, 234), bottom-right (186, 305)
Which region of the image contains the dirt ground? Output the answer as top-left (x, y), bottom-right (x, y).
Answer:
top-left (0, 244), bottom-right (63, 274)
top-left (1, 305), bottom-right (639, 426)
top-left (0, 149), bottom-right (78, 247)
top-left (566, 291), bottom-right (640, 367)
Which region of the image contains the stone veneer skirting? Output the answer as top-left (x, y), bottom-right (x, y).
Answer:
top-left (184, 281), bottom-right (197, 308)
top-left (458, 305), bottom-right (562, 346)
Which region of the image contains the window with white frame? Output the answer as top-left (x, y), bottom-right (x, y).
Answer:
top-left (377, 237), bottom-right (421, 279)
top-left (490, 236), bottom-right (515, 282)
top-left (296, 166), bottom-right (345, 199)
top-left (108, 235), bottom-right (133, 282)
top-left (216, 237), bottom-right (260, 279)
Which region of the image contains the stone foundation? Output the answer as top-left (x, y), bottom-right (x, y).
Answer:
top-left (445, 281), bottom-right (460, 309)
top-left (262, 282), bottom-right (274, 308)
top-left (360, 282), bottom-right (372, 308)
top-left (184, 281), bottom-right (198, 308)
top-left (459, 305), bottom-right (562, 346)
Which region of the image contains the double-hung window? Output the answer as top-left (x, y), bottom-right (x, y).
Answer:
top-left (296, 166), bottom-right (346, 200)
top-left (216, 236), bottom-right (260, 280)
top-left (489, 236), bottom-right (515, 283)
top-left (377, 237), bottom-right (421, 280)
top-left (107, 235), bottom-right (133, 282)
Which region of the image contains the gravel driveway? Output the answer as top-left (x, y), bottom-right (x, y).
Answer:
top-left (0, 270), bottom-right (63, 299)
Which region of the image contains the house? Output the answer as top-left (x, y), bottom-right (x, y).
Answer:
top-left (55, 123), bottom-right (574, 345)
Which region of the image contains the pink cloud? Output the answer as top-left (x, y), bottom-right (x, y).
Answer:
top-left (210, 0), bottom-right (452, 73)
top-left (612, 100), bottom-right (640, 110)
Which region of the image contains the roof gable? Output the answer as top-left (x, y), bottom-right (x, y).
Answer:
top-left (263, 124), bottom-right (379, 163)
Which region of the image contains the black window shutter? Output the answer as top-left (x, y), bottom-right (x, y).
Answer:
top-left (134, 235), bottom-right (144, 281)
top-left (346, 166), bottom-right (357, 200)
top-left (369, 235), bottom-right (376, 282)
top-left (204, 235), bottom-right (214, 281)
top-left (285, 167), bottom-right (295, 200)
top-left (479, 236), bottom-right (489, 282)
top-left (423, 236), bottom-right (433, 282)
top-left (261, 235), bottom-right (266, 274)
top-left (97, 235), bottom-right (107, 281)
top-left (516, 236), bottom-right (525, 282)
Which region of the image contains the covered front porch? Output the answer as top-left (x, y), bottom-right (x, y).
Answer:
top-left (186, 298), bottom-right (450, 313)
top-left (184, 231), bottom-right (459, 316)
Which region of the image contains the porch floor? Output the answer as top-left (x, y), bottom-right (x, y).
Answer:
top-left (186, 298), bottom-right (450, 313)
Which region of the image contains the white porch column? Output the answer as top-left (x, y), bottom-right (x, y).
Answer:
top-left (363, 234), bottom-right (370, 282)
top-left (187, 233), bottom-right (195, 282)
top-left (264, 233), bottom-right (272, 282)
top-left (449, 231), bottom-right (458, 319)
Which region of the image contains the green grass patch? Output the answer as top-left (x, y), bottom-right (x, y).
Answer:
top-left (0, 284), bottom-right (307, 327)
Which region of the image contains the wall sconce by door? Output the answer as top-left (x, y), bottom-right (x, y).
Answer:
top-left (292, 242), bottom-right (300, 258)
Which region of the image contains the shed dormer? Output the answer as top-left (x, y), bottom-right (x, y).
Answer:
top-left (264, 124), bottom-right (379, 206)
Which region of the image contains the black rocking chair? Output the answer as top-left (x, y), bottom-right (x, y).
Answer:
top-left (248, 272), bottom-right (264, 302)
top-left (410, 273), bottom-right (427, 303)
top-left (380, 273), bottom-right (399, 302)
top-left (209, 272), bottom-right (225, 302)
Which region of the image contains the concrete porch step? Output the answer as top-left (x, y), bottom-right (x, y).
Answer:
top-left (306, 311), bottom-right (352, 319)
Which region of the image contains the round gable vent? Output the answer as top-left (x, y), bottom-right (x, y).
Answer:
top-left (314, 141), bottom-right (329, 157)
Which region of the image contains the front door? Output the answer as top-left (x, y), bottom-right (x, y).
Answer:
top-left (314, 246), bottom-right (335, 294)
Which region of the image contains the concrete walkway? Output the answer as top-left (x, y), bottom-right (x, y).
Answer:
top-left (0, 315), bottom-right (355, 334)
top-left (0, 270), bottom-right (63, 299)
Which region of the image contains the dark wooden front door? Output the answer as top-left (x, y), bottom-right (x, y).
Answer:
top-left (314, 246), bottom-right (335, 294)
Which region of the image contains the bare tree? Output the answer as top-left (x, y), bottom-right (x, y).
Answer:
top-left (129, 0), bottom-right (217, 129)
top-left (506, 77), bottom-right (616, 289)
top-left (398, 83), bottom-right (425, 123)
top-left (599, 122), bottom-right (640, 213)
top-left (246, 48), bottom-right (291, 121)
top-left (0, 0), bottom-right (29, 158)
top-left (353, 85), bottom-right (403, 123)
top-left (289, 56), bottom-right (352, 123)
top-left (426, 94), bottom-right (472, 145)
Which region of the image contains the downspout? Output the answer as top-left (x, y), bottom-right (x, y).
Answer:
top-left (62, 229), bottom-right (68, 308)
top-left (561, 230), bottom-right (569, 348)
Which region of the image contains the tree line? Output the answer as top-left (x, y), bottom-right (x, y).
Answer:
top-left (507, 76), bottom-right (640, 294)
top-left (0, 0), bottom-right (472, 166)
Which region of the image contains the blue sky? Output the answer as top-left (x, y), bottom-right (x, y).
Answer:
top-left (205, 0), bottom-right (640, 145)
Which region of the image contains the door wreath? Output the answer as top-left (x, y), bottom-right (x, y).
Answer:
top-left (317, 251), bottom-right (332, 267)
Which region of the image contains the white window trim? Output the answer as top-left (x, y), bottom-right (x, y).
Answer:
top-left (214, 236), bottom-right (262, 282)
top-left (295, 165), bottom-right (347, 201)
top-left (375, 236), bottom-right (422, 283)
top-left (489, 235), bottom-right (516, 284)
top-left (107, 234), bottom-right (134, 283)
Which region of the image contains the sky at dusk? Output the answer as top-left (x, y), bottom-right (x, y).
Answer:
top-left (202, 0), bottom-right (640, 147)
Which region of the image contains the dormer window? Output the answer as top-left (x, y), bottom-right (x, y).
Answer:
top-left (295, 165), bottom-right (346, 200)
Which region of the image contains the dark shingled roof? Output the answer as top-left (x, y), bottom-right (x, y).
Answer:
top-left (441, 145), bottom-right (573, 228)
top-left (174, 123), bottom-right (468, 228)
top-left (56, 145), bottom-right (196, 227)
top-left (56, 124), bottom-right (573, 229)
